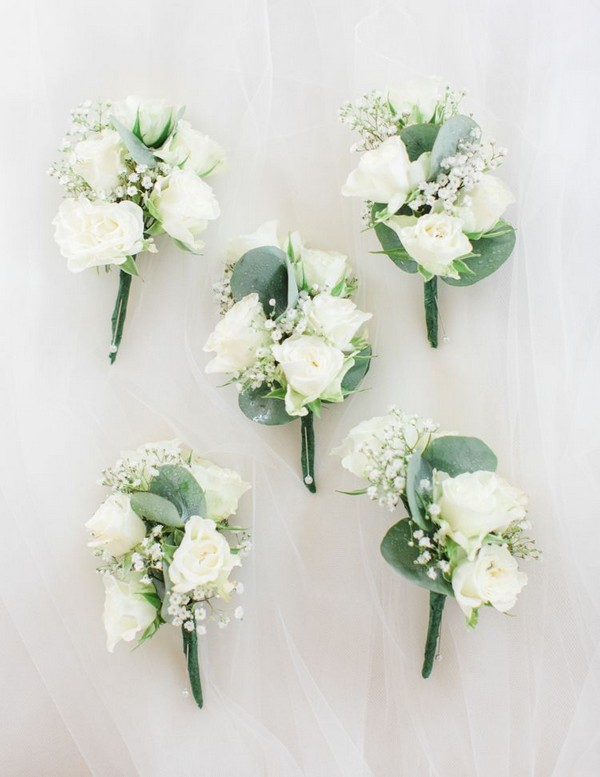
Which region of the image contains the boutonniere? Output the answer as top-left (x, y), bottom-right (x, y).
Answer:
top-left (86, 441), bottom-right (251, 708)
top-left (340, 78), bottom-right (516, 347)
top-left (334, 409), bottom-right (539, 677)
top-left (204, 222), bottom-right (373, 492)
top-left (50, 97), bottom-right (225, 362)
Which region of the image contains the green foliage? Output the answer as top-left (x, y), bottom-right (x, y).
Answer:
top-left (371, 204), bottom-right (418, 274)
top-left (341, 346), bottom-right (372, 395)
top-left (119, 256), bottom-right (140, 277)
top-left (422, 435), bottom-right (497, 476)
top-left (230, 246), bottom-right (297, 317)
top-left (147, 465), bottom-right (207, 523)
top-left (428, 115), bottom-right (479, 180)
top-left (380, 519), bottom-right (453, 596)
top-left (405, 451), bottom-right (434, 530)
top-left (400, 123), bottom-right (440, 161)
top-left (130, 491), bottom-right (184, 528)
top-left (110, 116), bottom-right (158, 168)
top-left (442, 225), bottom-right (516, 287)
top-left (238, 386), bottom-right (295, 426)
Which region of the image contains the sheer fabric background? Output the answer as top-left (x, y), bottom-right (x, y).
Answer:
top-left (2, 0), bottom-right (599, 774)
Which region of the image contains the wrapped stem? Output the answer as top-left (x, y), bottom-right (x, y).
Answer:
top-left (109, 269), bottom-right (133, 364)
top-left (423, 277), bottom-right (439, 348)
top-left (421, 591), bottom-right (446, 678)
top-left (182, 627), bottom-right (203, 709)
top-left (300, 411), bottom-right (316, 493)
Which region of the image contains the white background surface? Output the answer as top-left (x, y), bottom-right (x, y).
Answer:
top-left (2, 1), bottom-right (600, 775)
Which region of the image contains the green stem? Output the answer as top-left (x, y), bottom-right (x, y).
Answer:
top-left (109, 269), bottom-right (133, 364)
top-left (300, 411), bottom-right (316, 493)
top-left (423, 277), bottom-right (439, 348)
top-left (182, 627), bottom-right (203, 709)
top-left (421, 592), bottom-right (446, 678)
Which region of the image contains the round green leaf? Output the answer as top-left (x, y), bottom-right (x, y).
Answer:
top-left (148, 465), bottom-right (206, 522)
top-left (400, 123), bottom-right (440, 162)
top-left (381, 519), bottom-right (453, 596)
top-left (428, 115), bottom-right (479, 180)
top-left (230, 246), bottom-right (292, 317)
top-left (130, 491), bottom-right (184, 528)
top-left (341, 346), bottom-right (372, 394)
top-left (442, 226), bottom-right (516, 287)
top-left (422, 436), bottom-right (497, 476)
top-left (238, 387), bottom-right (295, 426)
top-left (372, 204), bottom-right (418, 274)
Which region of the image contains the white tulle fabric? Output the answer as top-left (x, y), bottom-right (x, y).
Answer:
top-left (2, 0), bottom-right (599, 774)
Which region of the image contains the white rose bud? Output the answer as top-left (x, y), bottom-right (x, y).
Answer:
top-left (53, 198), bottom-right (145, 272)
top-left (102, 573), bottom-right (157, 652)
top-left (391, 212), bottom-right (472, 277)
top-left (85, 493), bottom-right (146, 557)
top-left (387, 77), bottom-right (444, 124)
top-left (203, 293), bottom-right (271, 374)
top-left (150, 168), bottom-right (220, 253)
top-left (453, 174), bottom-right (515, 234)
top-left (71, 129), bottom-right (127, 194)
top-left (224, 221), bottom-right (280, 264)
top-left (168, 516), bottom-right (240, 598)
top-left (300, 247), bottom-right (348, 291)
top-left (332, 414), bottom-right (395, 478)
top-left (435, 470), bottom-right (528, 553)
top-left (304, 294), bottom-right (372, 350)
top-left (156, 120), bottom-right (226, 177)
top-left (342, 136), bottom-right (424, 214)
top-left (452, 544), bottom-right (528, 620)
top-left (112, 96), bottom-right (181, 147)
top-left (189, 457), bottom-right (251, 521)
top-left (272, 335), bottom-right (347, 416)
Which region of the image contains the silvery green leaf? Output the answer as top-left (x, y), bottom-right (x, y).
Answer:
top-left (422, 435), bottom-right (497, 476)
top-left (238, 386), bottom-right (295, 426)
top-left (428, 115), bottom-right (479, 181)
top-left (372, 204), bottom-right (418, 274)
top-left (130, 491), bottom-right (183, 528)
top-left (442, 226), bottom-right (516, 287)
top-left (148, 465), bottom-right (206, 523)
top-left (400, 123), bottom-right (440, 162)
top-left (110, 115), bottom-right (158, 168)
top-left (341, 346), bottom-right (372, 394)
top-left (230, 246), bottom-right (292, 317)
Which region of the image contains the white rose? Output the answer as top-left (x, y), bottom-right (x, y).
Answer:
top-left (53, 198), bottom-right (145, 273)
top-left (189, 457), bottom-right (251, 521)
top-left (300, 247), bottom-right (349, 291)
top-left (435, 470), bottom-right (528, 553)
top-left (86, 493), bottom-right (146, 557)
top-left (305, 294), bottom-right (372, 350)
top-left (453, 174), bottom-right (515, 234)
top-left (71, 129), bottom-right (127, 194)
top-left (203, 293), bottom-right (271, 374)
top-left (150, 168), bottom-right (220, 252)
top-left (225, 221), bottom-right (281, 264)
top-left (387, 77), bottom-right (444, 124)
top-left (332, 414), bottom-right (394, 478)
top-left (168, 516), bottom-right (240, 598)
top-left (343, 137), bottom-right (427, 213)
top-left (392, 212), bottom-right (472, 277)
top-left (452, 544), bottom-right (528, 620)
top-left (102, 573), bottom-right (157, 652)
top-left (156, 120), bottom-right (226, 177)
top-left (112, 96), bottom-right (181, 147)
top-left (272, 335), bottom-right (347, 416)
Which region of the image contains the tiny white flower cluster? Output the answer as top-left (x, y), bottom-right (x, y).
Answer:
top-left (167, 579), bottom-right (246, 636)
top-left (100, 440), bottom-right (186, 492)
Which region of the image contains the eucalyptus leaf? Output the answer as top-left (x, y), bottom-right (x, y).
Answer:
top-left (130, 491), bottom-right (183, 528)
top-left (400, 123), bottom-right (440, 162)
top-left (428, 115), bottom-right (479, 180)
top-left (110, 116), bottom-right (158, 168)
top-left (406, 451), bottom-right (434, 530)
top-left (238, 386), bottom-right (295, 426)
top-left (230, 246), bottom-right (291, 317)
top-left (422, 435), bottom-right (497, 476)
top-left (380, 519), bottom-right (454, 596)
top-left (442, 226), bottom-right (516, 287)
top-left (341, 346), bottom-right (372, 394)
top-left (148, 465), bottom-right (206, 522)
top-left (372, 204), bottom-right (418, 274)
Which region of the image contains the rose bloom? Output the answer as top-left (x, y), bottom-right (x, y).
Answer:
top-left (71, 129), bottom-right (127, 194)
top-left (150, 168), bottom-right (220, 252)
top-left (168, 516), bottom-right (240, 599)
top-left (453, 174), bottom-right (515, 234)
top-left (112, 96), bottom-right (181, 147)
top-left (452, 544), bottom-right (528, 621)
top-left (203, 293), bottom-right (271, 374)
top-left (53, 197), bottom-right (145, 272)
top-left (224, 221), bottom-right (281, 264)
top-left (389, 212), bottom-right (472, 277)
top-left (156, 120), bottom-right (226, 177)
top-left (387, 77), bottom-right (444, 124)
top-left (272, 335), bottom-right (347, 416)
top-left (300, 247), bottom-right (348, 292)
top-left (102, 573), bottom-right (157, 652)
top-left (86, 493), bottom-right (146, 557)
top-left (342, 137), bottom-right (428, 214)
top-left (189, 456), bottom-right (251, 521)
top-left (304, 294), bottom-right (371, 351)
